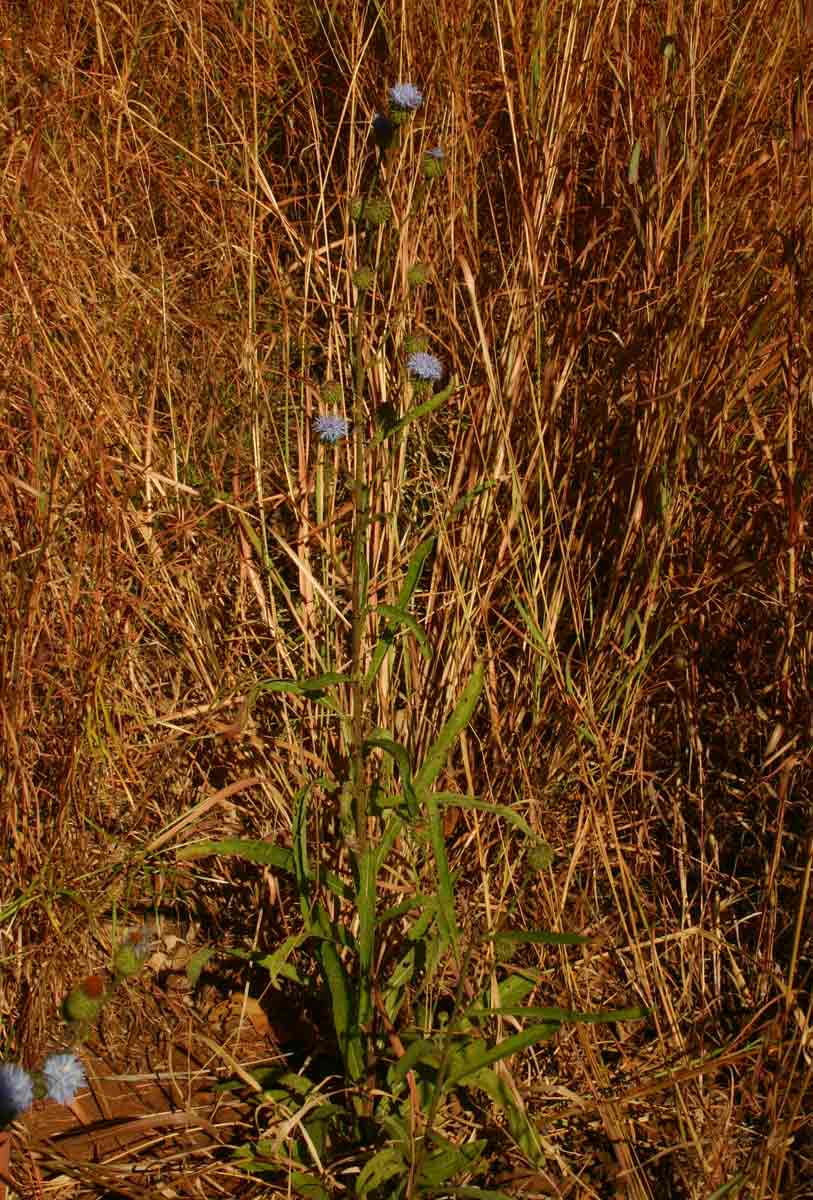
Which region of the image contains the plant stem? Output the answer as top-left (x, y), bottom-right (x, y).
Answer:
top-left (349, 162), bottom-right (380, 852)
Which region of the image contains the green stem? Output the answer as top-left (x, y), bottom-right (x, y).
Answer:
top-left (349, 162), bottom-right (381, 852)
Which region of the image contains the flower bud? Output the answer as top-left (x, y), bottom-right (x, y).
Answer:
top-left (113, 928), bottom-right (151, 979)
top-left (527, 840), bottom-right (554, 871)
top-left (352, 266), bottom-right (375, 292)
top-left (63, 975), bottom-right (106, 1023)
top-left (404, 333), bottom-right (429, 355)
top-left (423, 147), bottom-right (445, 179)
top-left (364, 197), bottom-right (392, 228)
top-left (321, 379), bottom-right (343, 407)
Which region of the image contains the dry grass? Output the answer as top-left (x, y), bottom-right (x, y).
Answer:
top-left (1, 0), bottom-right (811, 1196)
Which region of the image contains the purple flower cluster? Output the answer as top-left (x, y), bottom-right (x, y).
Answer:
top-left (0, 1063), bottom-right (34, 1121)
top-left (314, 414), bottom-right (351, 444)
top-left (389, 82), bottom-right (423, 111)
top-left (407, 351), bottom-right (444, 382)
top-left (0, 1051), bottom-right (87, 1125)
top-left (42, 1053), bottom-right (87, 1106)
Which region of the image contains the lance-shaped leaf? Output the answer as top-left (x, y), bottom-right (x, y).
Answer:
top-left (373, 603), bottom-right (432, 660)
top-left (413, 662), bottom-right (485, 946)
top-left (176, 838), bottom-right (354, 903)
top-left (365, 536), bottom-right (435, 688)
top-left (369, 380), bottom-right (457, 447)
top-left (364, 730), bottom-right (417, 817)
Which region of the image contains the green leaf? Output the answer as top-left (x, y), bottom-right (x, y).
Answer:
top-left (628, 138), bottom-right (642, 185)
top-left (425, 1189), bottom-right (514, 1200)
top-left (414, 662), bottom-right (486, 947)
top-left (400, 536), bottom-right (435, 601)
top-left (186, 946), bottom-right (214, 988)
top-left (414, 661), bottom-right (485, 795)
top-left (473, 971), bottom-right (536, 1015)
top-left (466, 1005), bottom-right (649, 1024)
top-left (446, 1025), bottom-right (560, 1087)
top-left (253, 671), bottom-right (351, 694)
top-left (485, 928), bottom-right (592, 947)
top-left (370, 380), bottom-right (457, 447)
top-left (176, 838), bottom-right (353, 903)
top-left (293, 783), bottom-right (310, 898)
top-left (448, 479), bottom-right (497, 519)
top-left (249, 672), bottom-right (351, 716)
top-left (374, 604), bottom-right (432, 660)
top-left (222, 945), bottom-right (306, 986)
top-left (365, 536), bottom-right (435, 689)
top-left (245, 934), bottom-right (307, 987)
top-left (418, 1139), bottom-right (485, 1187)
top-left (378, 893), bottom-right (436, 925)
top-left (431, 793), bottom-right (537, 841)
top-left (177, 837), bottom-right (293, 870)
top-left (455, 1066), bottom-right (545, 1164)
top-left (364, 732), bottom-right (417, 816)
top-left (391, 1038), bottom-right (441, 1085)
top-left (380, 906), bottom-right (437, 1024)
top-left (309, 903), bottom-right (364, 1084)
top-left (355, 1146), bottom-right (407, 1197)
top-left (375, 810), bottom-right (406, 873)
top-left (303, 1101), bottom-right (346, 1158)
top-left (290, 1171), bottom-right (331, 1200)
top-left (231, 1144), bottom-right (278, 1177)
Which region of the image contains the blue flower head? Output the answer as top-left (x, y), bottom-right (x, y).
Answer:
top-left (42, 1053), bottom-right (86, 1106)
top-left (314, 413), bottom-right (350, 444)
top-left (389, 82), bottom-right (422, 111)
top-left (427, 146), bottom-right (444, 160)
top-left (0, 1063), bottom-right (34, 1122)
top-left (407, 351), bottom-right (444, 382)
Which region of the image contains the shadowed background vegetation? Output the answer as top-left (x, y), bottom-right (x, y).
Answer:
top-left (0, 0), bottom-right (811, 1196)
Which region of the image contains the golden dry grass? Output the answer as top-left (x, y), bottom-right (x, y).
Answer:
top-left (1, 0), bottom-right (811, 1196)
